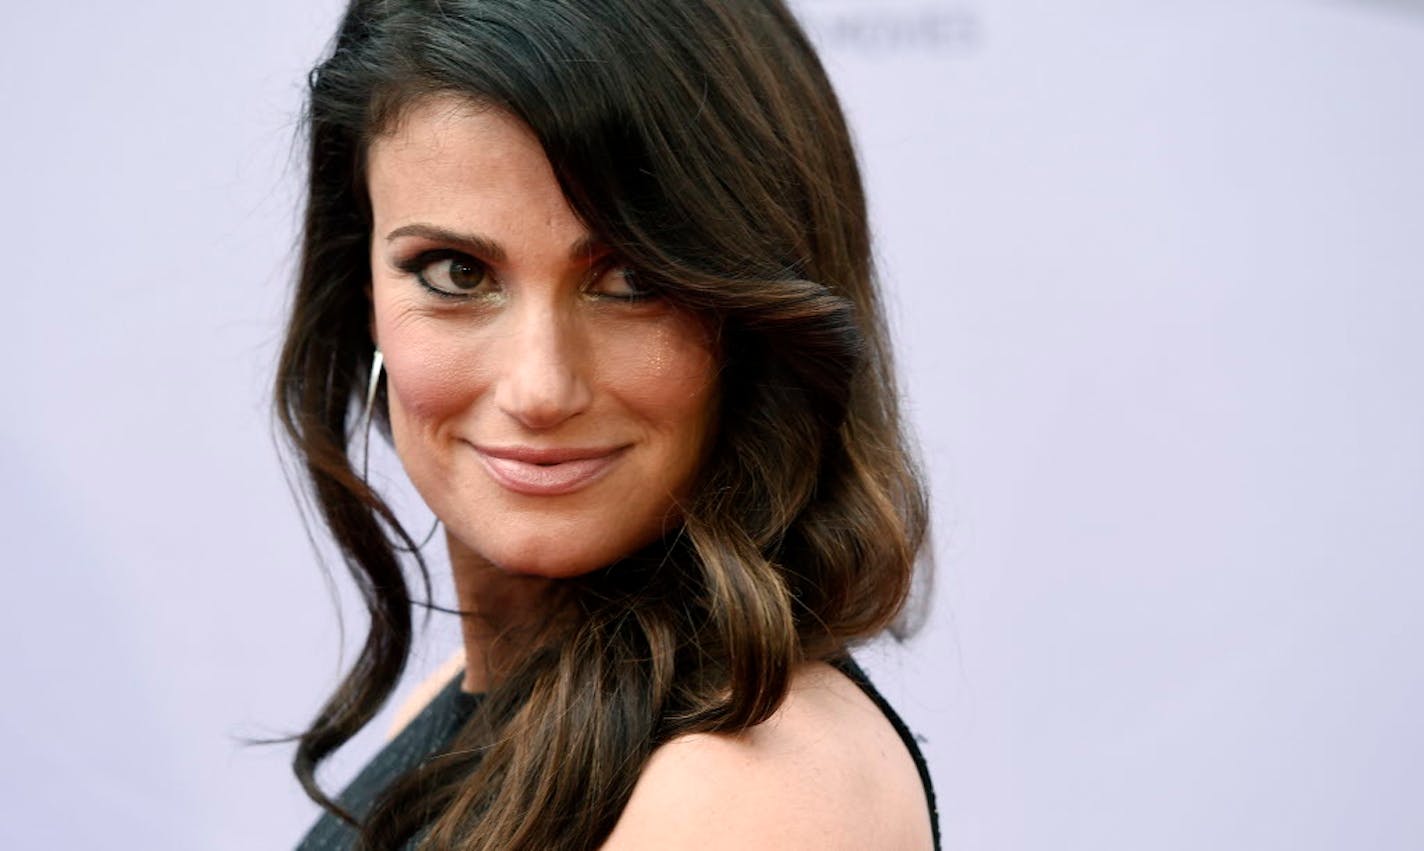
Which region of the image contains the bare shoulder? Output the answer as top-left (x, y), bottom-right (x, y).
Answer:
top-left (385, 647), bottom-right (467, 741)
top-left (600, 661), bottom-right (933, 851)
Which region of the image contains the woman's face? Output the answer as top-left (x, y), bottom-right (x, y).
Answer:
top-left (366, 96), bottom-right (719, 578)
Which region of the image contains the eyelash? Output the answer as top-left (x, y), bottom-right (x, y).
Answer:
top-left (394, 250), bottom-right (658, 303)
top-left (394, 250), bottom-right (487, 300)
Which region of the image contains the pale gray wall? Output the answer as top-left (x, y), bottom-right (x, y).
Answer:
top-left (1, 1), bottom-right (1420, 848)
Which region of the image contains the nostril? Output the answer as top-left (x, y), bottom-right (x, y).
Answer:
top-left (491, 322), bottom-right (594, 429)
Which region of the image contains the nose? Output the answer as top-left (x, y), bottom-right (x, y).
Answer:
top-left (492, 301), bottom-right (593, 430)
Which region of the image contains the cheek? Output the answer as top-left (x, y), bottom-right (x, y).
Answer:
top-left (598, 313), bottom-right (719, 439)
top-left (375, 309), bottom-right (487, 430)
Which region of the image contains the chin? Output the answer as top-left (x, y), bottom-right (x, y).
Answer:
top-left (471, 534), bottom-right (625, 580)
top-left (443, 502), bottom-right (674, 580)
top-left (491, 554), bottom-right (599, 579)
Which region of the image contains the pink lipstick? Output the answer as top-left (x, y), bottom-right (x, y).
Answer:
top-left (471, 444), bottom-right (627, 496)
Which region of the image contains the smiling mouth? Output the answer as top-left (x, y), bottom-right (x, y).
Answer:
top-left (471, 444), bottom-right (628, 496)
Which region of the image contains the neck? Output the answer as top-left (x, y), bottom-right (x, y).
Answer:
top-left (446, 532), bottom-right (555, 694)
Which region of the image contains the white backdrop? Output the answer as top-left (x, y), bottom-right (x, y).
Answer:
top-left (1, 1), bottom-right (1420, 848)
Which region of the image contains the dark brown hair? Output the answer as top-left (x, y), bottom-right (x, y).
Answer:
top-left (276, 1), bottom-right (929, 847)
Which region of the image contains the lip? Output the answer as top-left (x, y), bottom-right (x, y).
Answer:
top-left (471, 443), bottom-right (629, 496)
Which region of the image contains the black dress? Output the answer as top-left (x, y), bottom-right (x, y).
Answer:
top-left (297, 655), bottom-right (941, 849)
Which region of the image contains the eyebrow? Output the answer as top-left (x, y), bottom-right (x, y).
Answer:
top-left (384, 223), bottom-right (605, 263)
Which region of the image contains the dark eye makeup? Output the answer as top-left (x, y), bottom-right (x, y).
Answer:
top-left (395, 249), bottom-right (490, 298)
top-left (393, 248), bottom-right (663, 304)
top-left (588, 264), bottom-right (661, 303)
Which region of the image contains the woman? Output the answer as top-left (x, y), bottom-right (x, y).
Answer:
top-left (278, 0), bottom-right (937, 848)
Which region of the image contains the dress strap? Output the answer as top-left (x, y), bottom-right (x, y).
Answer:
top-left (828, 654), bottom-right (942, 851)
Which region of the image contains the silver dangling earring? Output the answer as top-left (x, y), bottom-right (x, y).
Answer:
top-left (360, 348), bottom-right (384, 480)
top-left (360, 348), bottom-right (440, 552)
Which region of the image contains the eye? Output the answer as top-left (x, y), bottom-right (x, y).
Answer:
top-left (398, 250), bottom-right (492, 297)
top-left (588, 264), bottom-right (658, 302)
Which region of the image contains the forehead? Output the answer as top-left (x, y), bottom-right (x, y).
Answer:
top-left (365, 95), bottom-right (585, 251)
